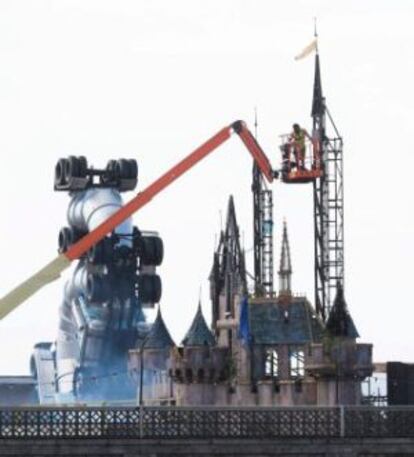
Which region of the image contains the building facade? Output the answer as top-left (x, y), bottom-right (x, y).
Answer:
top-left (128, 196), bottom-right (373, 406)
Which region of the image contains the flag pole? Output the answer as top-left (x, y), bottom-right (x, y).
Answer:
top-left (314, 17), bottom-right (319, 53)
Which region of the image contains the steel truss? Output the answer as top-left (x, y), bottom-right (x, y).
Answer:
top-left (253, 163), bottom-right (274, 297)
top-left (313, 114), bottom-right (344, 321)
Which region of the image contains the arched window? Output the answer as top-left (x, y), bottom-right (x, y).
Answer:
top-left (264, 349), bottom-right (279, 378)
top-left (289, 346), bottom-right (305, 378)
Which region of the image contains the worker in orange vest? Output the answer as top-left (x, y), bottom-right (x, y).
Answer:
top-left (289, 123), bottom-right (312, 170)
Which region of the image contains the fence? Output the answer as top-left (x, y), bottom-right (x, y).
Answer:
top-left (1, 406), bottom-right (414, 439)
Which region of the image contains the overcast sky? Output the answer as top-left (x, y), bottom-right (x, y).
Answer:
top-left (0, 0), bottom-right (413, 375)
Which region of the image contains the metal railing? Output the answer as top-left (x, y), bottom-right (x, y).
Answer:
top-left (1, 406), bottom-right (414, 439)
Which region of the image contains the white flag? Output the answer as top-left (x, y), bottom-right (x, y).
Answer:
top-left (294, 39), bottom-right (317, 61)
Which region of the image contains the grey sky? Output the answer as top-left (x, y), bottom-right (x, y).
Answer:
top-left (0, 0), bottom-right (413, 374)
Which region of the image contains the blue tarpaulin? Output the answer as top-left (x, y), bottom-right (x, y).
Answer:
top-left (238, 296), bottom-right (251, 345)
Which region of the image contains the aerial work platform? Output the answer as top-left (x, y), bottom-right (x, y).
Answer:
top-left (279, 135), bottom-right (322, 184)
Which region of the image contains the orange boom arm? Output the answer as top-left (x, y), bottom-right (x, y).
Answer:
top-left (66, 121), bottom-right (273, 260)
top-left (0, 121), bottom-right (274, 319)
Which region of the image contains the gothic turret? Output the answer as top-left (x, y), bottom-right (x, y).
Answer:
top-left (325, 283), bottom-right (359, 339)
top-left (182, 303), bottom-right (215, 347)
top-left (209, 195), bottom-right (247, 340)
top-left (221, 195), bottom-right (247, 293)
top-left (278, 221), bottom-right (292, 296)
top-left (127, 308), bottom-right (175, 405)
top-left (214, 196), bottom-right (247, 293)
top-left (145, 308), bottom-right (175, 349)
top-left (306, 282), bottom-right (371, 405)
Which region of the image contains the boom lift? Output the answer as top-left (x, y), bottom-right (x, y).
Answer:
top-left (0, 49), bottom-right (340, 325)
top-left (0, 120), bottom-right (276, 320)
top-left (279, 135), bottom-right (322, 184)
top-left (0, 51), bottom-right (345, 406)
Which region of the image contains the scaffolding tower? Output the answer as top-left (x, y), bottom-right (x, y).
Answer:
top-left (252, 162), bottom-right (274, 298)
top-left (312, 52), bottom-right (344, 321)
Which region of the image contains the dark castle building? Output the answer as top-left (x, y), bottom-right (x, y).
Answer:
top-left (128, 197), bottom-right (373, 406)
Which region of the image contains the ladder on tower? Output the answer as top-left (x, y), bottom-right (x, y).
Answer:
top-left (260, 186), bottom-right (274, 295)
top-left (313, 132), bottom-right (344, 320)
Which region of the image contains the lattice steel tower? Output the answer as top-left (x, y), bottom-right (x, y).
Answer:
top-left (312, 51), bottom-right (344, 321)
top-left (252, 113), bottom-right (274, 297)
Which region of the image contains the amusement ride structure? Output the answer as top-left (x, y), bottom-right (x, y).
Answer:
top-left (0, 49), bottom-right (345, 403)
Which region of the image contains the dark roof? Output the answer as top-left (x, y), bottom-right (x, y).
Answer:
top-left (182, 303), bottom-right (215, 347)
top-left (311, 52), bottom-right (325, 118)
top-left (145, 308), bottom-right (175, 349)
top-left (325, 284), bottom-right (359, 339)
top-left (250, 298), bottom-right (324, 345)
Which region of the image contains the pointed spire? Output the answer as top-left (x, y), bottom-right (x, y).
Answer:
top-left (221, 195), bottom-right (246, 286)
top-left (325, 283), bottom-right (359, 338)
top-left (225, 195), bottom-right (238, 235)
top-left (278, 220), bottom-right (292, 295)
top-left (311, 52), bottom-right (324, 119)
top-left (144, 307), bottom-right (175, 349)
top-left (209, 195), bottom-right (248, 329)
top-left (182, 301), bottom-right (215, 347)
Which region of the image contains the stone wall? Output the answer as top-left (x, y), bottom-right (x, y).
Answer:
top-left (1, 438), bottom-right (414, 456)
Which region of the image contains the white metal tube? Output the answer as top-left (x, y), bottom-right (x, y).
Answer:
top-left (67, 188), bottom-right (133, 246)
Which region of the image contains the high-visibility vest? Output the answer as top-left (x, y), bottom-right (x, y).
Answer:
top-left (293, 130), bottom-right (306, 148)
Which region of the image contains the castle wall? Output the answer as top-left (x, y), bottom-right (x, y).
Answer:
top-left (128, 339), bottom-right (367, 407)
top-left (235, 383), bottom-right (257, 406)
top-left (175, 383), bottom-right (215, 406)
top-left (128, 348), bottom-right (174, 405)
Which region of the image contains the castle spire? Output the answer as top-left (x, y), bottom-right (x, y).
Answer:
top-left (182, 301), bottom-right (215, 347)
top-left (311, 50), bottom-right (324, 120)
top-left (278, 220), bottom-right (292, 295)
top-left (325, 283), bottom-right (359, 339)
top-left (144, 307), bottom-right (175, 349)
top-left (213, 195), bottom-right (247, 292)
